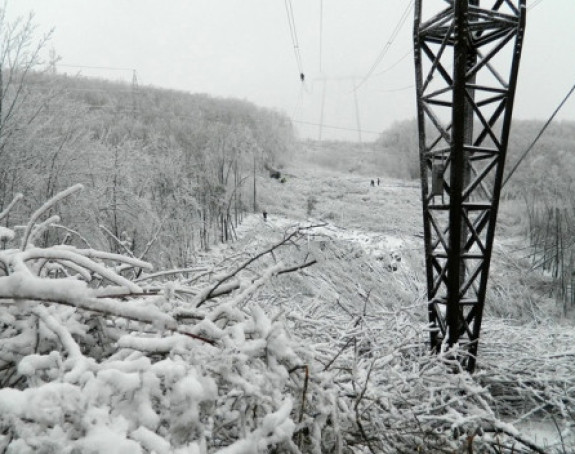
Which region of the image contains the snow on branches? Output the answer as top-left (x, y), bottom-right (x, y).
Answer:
top-left (0, 186), bottom-right (570, 453)
top-left (0, 187), bottom-right (332, 453)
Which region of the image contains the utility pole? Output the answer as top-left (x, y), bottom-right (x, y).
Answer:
top-left (253, 151), bottom-right (257, 212)
top-left (318, 79), bottom-right (327, 146)
top-left (49, 48), bottom-right (58, 75)
top-left (352, 80), bottom-right (363, 144)
top-left (414, 0), bottom-right (526, 372)
top-left (0, 65), bottom-right (3, 135)
top-left (131, 69), bottom-right (139, 118)
top-left (314, 75), bottom-right (363, 143)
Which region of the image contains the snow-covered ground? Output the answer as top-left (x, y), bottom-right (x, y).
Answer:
top-left (253, 163), bottom-right (574, 450)
top-left (1, 164), bottom-right (573, 453)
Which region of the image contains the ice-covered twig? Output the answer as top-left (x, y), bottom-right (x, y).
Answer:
top-left (28, 215), bottom-right (60, 247)
top-left (227, 262), bottom-right (285, 309)
top-left (52, 224), bottom-right (93, 248)
top-left (137, 218), bottom-right (165, 261)
top-left (195, 225), bottom-right (320, 307)
top-left (53, 246), bottom-right (153, 270)
top-left (99, 224), bottom-right (135, 257)
top-left (134, 266), bottom-right (208, 283)
top-left (21, 248), bottom-right (142, 292)
top-left (276, 259), bottom-right (317, 276)
top-left (31, 305), bottom-right (82, 360)
top-left (41, 259), bottom-right (92, 281)
top-left (0, 193), bottom-right (23, 222)
top-left (117, 330), bottom-right (216, 352)
top-left (21, 184), bottom-right (83, 250)
top-left (485, 421), bottom-right (547, 454)
top-left (92, 287), bottom-right (161, 298)
top-left (190, 256), bottom-right (314, 310)
top-left (0, 274), bottom-right (177, 329)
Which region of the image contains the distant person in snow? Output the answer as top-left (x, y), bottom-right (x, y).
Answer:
top-left (370, 179), bottom-right (375, 187)
top-left (377, 178), bottom-right (380, 186)
top-left (263, 210), bottom-right (268, 221)
top-left (300, 73), bottom-right (305, 82)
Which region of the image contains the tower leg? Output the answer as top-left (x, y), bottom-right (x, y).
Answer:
top-left (413, 0), bottom-right (526, 372)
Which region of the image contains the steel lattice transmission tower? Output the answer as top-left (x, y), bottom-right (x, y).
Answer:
top-left (413, 0), bottom-right (526, 372)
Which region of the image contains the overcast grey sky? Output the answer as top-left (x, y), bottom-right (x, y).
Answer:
top-left (6, 0), bottom-right (575, 141)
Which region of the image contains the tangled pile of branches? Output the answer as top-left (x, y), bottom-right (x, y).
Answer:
top-left (479, 321), bottom-right (575, 422)
top-left (0, 186), bottom-right (331, 453)
top-left (0, 186), bottom-right (569, 453)
top-left (283, 282), bottom-right (555, 453)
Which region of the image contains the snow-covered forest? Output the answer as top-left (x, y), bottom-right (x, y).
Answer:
top-left (2, 10), bottom-right (575, 454)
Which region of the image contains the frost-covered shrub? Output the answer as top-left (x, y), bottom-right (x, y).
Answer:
top-left (0, 186), bottom-right (568, 454)
top-left (0, 187), bottom-right (338, 453)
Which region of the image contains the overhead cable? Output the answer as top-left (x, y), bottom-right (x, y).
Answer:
top-left (374, 84), bottom-right (414, 93)
top-left (528, 0), bottom-right (545, 11)
top-left (354, 0), bottom-right (414, 92)
top-left (284, 0), bottom-right (305, 79)
top-left (319, 0), bottom-right (324, 73)
top-left (293, 119), bottom-right (381, 135)
top-left (58, 64), bottom-right (135, 72)
top-left (502, 80), bottom-right (575, 188)
top-left (373, 49), bottom-right (412, 77)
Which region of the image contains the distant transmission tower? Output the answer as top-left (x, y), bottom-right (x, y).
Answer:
top-left (314, 75), bottom-right (363, 144)
top-left (352, 80), bottom-right (362, 144)
top-left (48, 48), bottom-right (58, 75)
top-left (131, 69), bottom-right (139, 117)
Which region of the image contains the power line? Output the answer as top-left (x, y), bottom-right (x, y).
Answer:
top-left (372, 83), bottom-right (414, 93)
top-left (319, 0), bottom-right (324, 73)
top-left (284, 0), bottom-right (305, 79)
top-left (293, 119), bottom-right (381, 135)
top-left (58, 64), bottom-right (135, 72)
top-left (313, 75), bottom-right (361, 82)
top-left (26, 86), bottom-right (134, 94)
top-left (354, 0), bottom-right (414, 92)
top-left (43, 103), bottom-right (382, 137)
top-left (528, 0), bottom-right (545, 11)
top-left (503, 80), bottom-right (575, 188)
top-left (372, 49), bottom-right (412, 77)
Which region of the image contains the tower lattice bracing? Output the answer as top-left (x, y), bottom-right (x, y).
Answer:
top-left (413, 0), bottom-right (526, 372)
